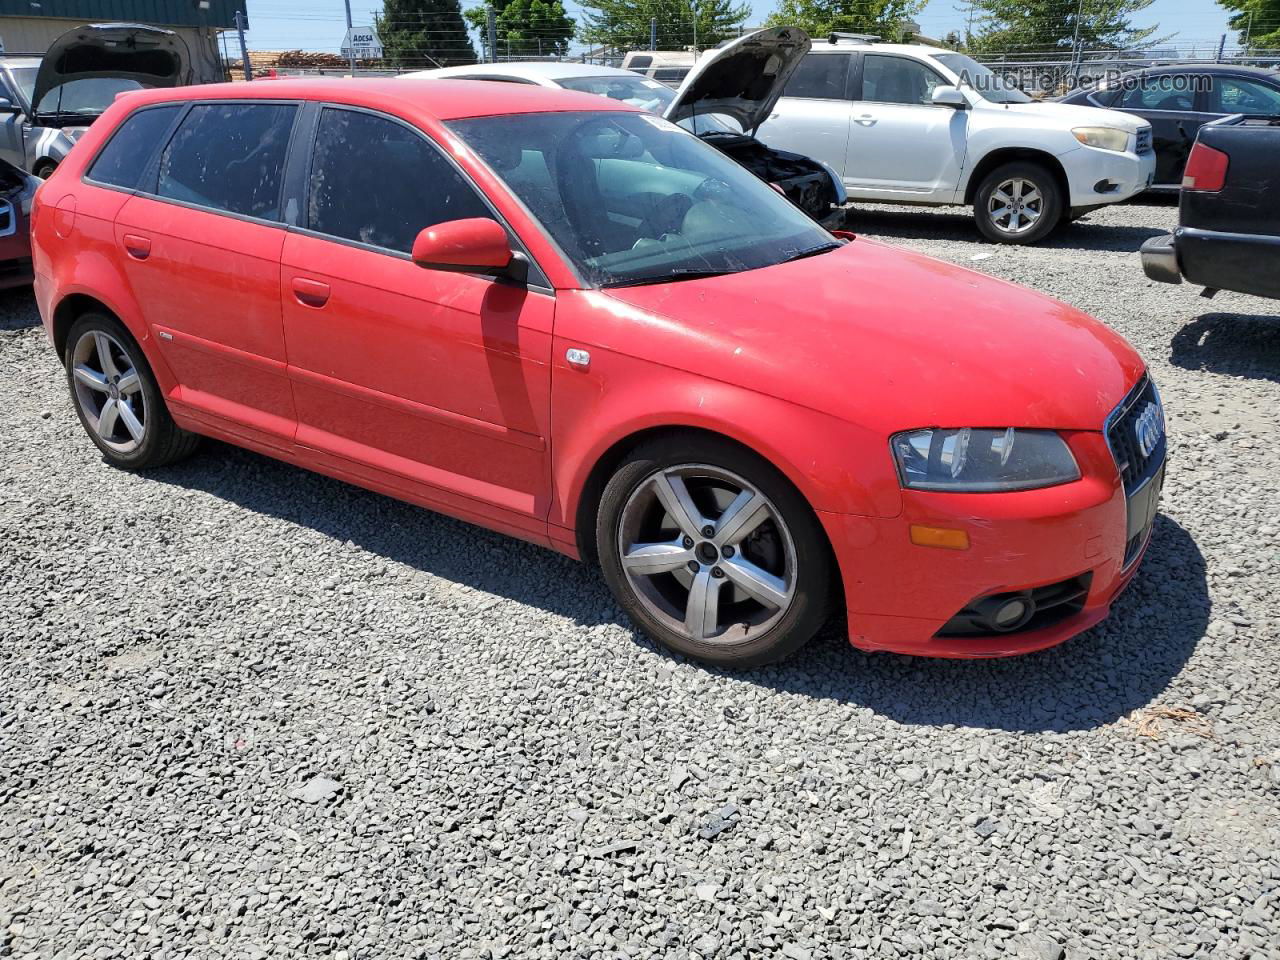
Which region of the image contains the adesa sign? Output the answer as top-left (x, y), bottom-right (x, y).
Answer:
top-left (341, 26), bottom-right (383, 59)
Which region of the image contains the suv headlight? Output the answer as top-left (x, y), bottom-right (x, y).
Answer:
top-left (1072, 126), bottom-right (1130, 152)
top-left (891, 428), bottom-right (1081, 492)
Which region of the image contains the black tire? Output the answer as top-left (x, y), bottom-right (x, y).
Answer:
top-left (973, 161), bottom-right (1063, 245)
top-left (63, 313), bottom-right (199, 470)
top-left (596, 434), bottom-right (833, 668)
top-left (32, 160), bottom-right (57, 179)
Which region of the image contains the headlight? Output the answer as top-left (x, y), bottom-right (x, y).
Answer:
top-left (1072, 126), bottom-right (1130, 152)
top-left (891, 428), bottom-right (1081, 492)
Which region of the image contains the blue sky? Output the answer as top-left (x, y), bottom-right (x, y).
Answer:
top-left (242, 1), bottom-right (1235, 55)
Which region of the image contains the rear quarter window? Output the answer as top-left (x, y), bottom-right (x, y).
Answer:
top-left (86, 105), bottom-right (181, 189)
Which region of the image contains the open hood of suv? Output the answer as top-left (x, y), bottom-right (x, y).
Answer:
top-left (31, 23), bottom-right (187, 120)
top-left (663, 26), bottom-right (810, 136)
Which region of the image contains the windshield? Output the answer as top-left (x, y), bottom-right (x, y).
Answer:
top-left (35, 77), bottom-right (147, 118)
top-left (933, 53), bottom-right (1032, 104)
top-left (555, 74), bottom-right (675, 113)
top-left (7, 66), bottom-right (36, 106)
top-left (448, 111), bottom-right (833, 288)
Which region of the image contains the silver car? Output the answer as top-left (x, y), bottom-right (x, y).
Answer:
top-left (0, 22), bottom-right (186, 178)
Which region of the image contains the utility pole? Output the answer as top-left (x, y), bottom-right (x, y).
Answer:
top-left (234, 9), bottom-right (251, 82)
top-left (343, 0), bottom-right (355, 76)
top-left (486, 5), bottom-right (497, 63)
top-left (690, 0), bottom-right (697, 54)
top-left (1069, 0), bottom-right (1084, 76)
top-left (650, 17), bottom-right (657, 51)
top-left (1215, 33), bottom-right (1226, 63)
top-left (1244, 11), bottom-right (1253, 54)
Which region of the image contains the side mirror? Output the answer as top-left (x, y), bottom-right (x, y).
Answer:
top-left (0, 98), bottom-right (20, 114)
top-left (931, 85), bottom-right (968, 109)
top-left (411, 217), bottom-right (522, 279)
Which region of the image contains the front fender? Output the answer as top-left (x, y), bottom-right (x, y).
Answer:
top-left (548, 340), bottom-right (904, 540)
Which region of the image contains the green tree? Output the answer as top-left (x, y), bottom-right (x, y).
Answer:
top-left (966, 0), bottom-right (1161, 56)
top-left (764, 0), bottom-right (925, 41)
top-left (464, 0), bottom-right (576, 58)
top-left (376, 0), bottom-right (476, 68)
top-left (579, 0), bottom-right (750, 53)
top-left (1219, 0), bottom-right (1280, 50)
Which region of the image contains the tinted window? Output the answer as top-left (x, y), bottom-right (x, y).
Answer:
top-left (87, 105), bottom-right (180, 189)
top-left (1207, 76), bottom-right (1280, 115)
top-left (628, 56), bottom-right (653, 69)
top-left (308, 108), bottom-right (492, 254)
top-left (1119, 76), bottom-right (1195, 111)
top-left (653, 68), bottom-right (687, 84)
top-left (783, 54), bottom-right (851, 100)
top-left (157, 102), bottom-right (296, 220)
top-left (861, 55), bottom-right (946, 105)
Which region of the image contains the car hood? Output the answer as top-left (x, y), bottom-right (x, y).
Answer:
top-left (597, 239), bottom-right (1144, 433)
top-left (663, 26), bottom-right (810, 136)
top-left (986, 98), bottom-right (1147, 133)
top-left (32, 22), bottom-right (187, 119)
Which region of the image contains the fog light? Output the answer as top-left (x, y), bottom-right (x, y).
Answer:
top-left (993, 597), bottom-right (1031, 629)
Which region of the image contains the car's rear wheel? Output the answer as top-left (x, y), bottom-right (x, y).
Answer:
top-left (597, 436), bottom-right (832, 667)
top-left (64, 313), bottom-right (199, 470)
top-left (973, 162), bottom-right (1063, 245)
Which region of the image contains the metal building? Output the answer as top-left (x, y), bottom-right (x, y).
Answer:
top-left (0, 0), bottom-right (248, 83)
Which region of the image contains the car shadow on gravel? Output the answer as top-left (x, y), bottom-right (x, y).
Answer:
top-left (150, 444), bottom-right (1206, 734)
top-left (845, 206), bottom-right (1169, 254)
top-left (0, 286), bottom-right (38, 331)
top-left (1170, 311), bottom-right (1280, 382)
top-left (742, 515), bottom-right (1208, 733)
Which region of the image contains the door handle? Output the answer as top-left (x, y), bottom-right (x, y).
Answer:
top-left (291, 277), bottom-right (331, 308)
top-left (854, 114), bottom-right (877, 126)
top-left (122, 234), bottom-right (151, 260)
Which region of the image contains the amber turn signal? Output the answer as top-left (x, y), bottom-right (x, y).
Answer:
top-left (909, 525), bottom-right (970, 550)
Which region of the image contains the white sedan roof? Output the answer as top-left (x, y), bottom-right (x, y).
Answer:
top-left (401, 62), bottom-right (640, 85)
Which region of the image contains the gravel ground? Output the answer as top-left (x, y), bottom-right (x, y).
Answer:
top-left (2, 199), bottom-right (1278, 960)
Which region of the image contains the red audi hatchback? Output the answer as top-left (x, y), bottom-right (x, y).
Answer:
top-left (33, 79), bottom-right (1166, 666)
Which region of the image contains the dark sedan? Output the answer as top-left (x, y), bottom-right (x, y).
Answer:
top-left (1060, 64), bottom-right (1280, 189)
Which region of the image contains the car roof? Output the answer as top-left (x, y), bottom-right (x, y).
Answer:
top-left (806, 42), bottom-right (947, 57)
top-left (406, 62), bottom-right (641, 83)
top-left (114, 77), bottom-right (636, 121)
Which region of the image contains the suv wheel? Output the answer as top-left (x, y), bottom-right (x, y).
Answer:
top-left (596, 435), bottom-right (832, 668)
top-left (973, 162), bottom-right (1063, 245)
top-left (64, 313), bottom-right (199, 470)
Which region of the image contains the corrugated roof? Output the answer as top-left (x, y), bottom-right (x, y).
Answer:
top-left (0, 0), bottom-right (246, 29)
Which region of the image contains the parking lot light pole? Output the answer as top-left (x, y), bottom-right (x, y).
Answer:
top-left (343, 0), bottom-right (356, 76)
top-left (234, 10), bottom-right (251, 82)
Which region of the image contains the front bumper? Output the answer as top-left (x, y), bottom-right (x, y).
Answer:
top-left (819, 430), bottom-right (1162, 658)
top-left (1063, 145), bottom-right (1156, 207)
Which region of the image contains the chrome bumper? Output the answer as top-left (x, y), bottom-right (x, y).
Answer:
top-left (1140, 234), bottom-right (1182, 285)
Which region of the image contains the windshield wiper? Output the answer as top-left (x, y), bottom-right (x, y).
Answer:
top-left (603, 268), bottom-right (740, 288)
top-left (778, 242), bottom-right (842, 264)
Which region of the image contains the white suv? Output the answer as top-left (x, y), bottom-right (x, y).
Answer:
top-left (755, 38), bottom-right (1157, 244)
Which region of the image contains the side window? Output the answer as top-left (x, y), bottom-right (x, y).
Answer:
top-left (156, 102), bottom-right (296, 220)
top-left (308, 108), bottom-right (493, 254)
top-left (782, 54), bottom-right (851, 100)
top-left (628, 56), bottom-right (653, 69)
top-left (861, 55), bottom-right (946, 106)
top-left (1119, 76), bottom-right (1194, 111)
top-left (1206, 77), bottom-right (1280, 116)
top-left (87, 105), bottom-right (181, 189)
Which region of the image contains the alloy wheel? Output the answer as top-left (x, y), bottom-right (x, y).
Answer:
top-left (617, 464), bottom-right (797, 644)
top-left (70, 329), bottom-right (148, 454)
top-left (987, 177), bottom-right (1044, 236)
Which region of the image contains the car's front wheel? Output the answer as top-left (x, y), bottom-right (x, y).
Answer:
top-left (973, 162), bottom-right (1063, 245)
top-left (64, 313), bottom-right (199, 470)
top-left (597, 435), bottom-right (832, 667)
top-left (33, 159), bottom-right (57, 179)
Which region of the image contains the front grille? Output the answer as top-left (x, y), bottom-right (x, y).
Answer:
top-left (1136, 127), bottom-right (1153, 154)
top-left (1105, 375), bottom-right (1165, 494)
top-left (936, 573), bottom-right (1093, 637)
